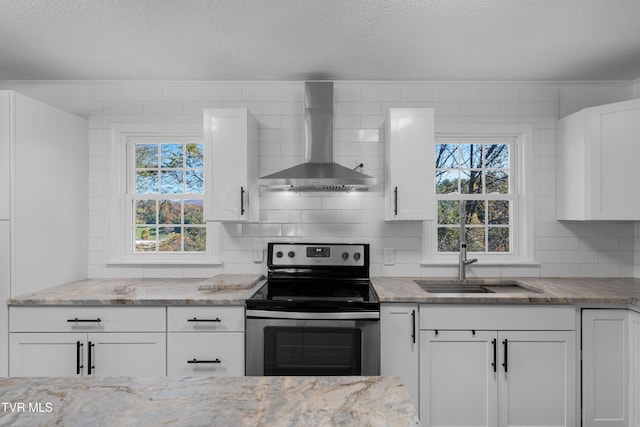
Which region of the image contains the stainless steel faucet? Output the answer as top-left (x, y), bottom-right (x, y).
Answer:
top-left (459, 203), bottom-right (478, 280)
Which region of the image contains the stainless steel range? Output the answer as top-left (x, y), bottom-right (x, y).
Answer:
top-left (246, 242), bottom-right (380, 376)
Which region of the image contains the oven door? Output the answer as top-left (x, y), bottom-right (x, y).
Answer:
top-left (245, 311), bottom-right (380, 376)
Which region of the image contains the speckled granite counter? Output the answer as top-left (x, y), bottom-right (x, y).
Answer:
top-left (0, 376), bottom-right (419, 427)
top-left (7, 275), bottom-right (265, 306)
top-left (372, 276), bottom-right (640, 309)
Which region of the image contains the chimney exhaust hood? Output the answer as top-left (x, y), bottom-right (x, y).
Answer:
top-left (258, 81), bottom-right (377, 191)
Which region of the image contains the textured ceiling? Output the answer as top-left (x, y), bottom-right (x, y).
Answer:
top-left (1, 0), bottom-right (640, 81)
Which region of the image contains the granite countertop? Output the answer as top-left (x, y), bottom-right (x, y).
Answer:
top-left (7, 275), bottom-right (265, 306)
top-left (372, 276), bottom-right (640, 308)
top-left (7, 274), bottom-right (640, 308)
top-left (0, 376), bottom-right (419, 427)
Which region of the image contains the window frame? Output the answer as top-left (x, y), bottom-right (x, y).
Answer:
top-left (109, 123), bottom-right (221, 265)
top-left (422, 124), bottom-right (535, 266)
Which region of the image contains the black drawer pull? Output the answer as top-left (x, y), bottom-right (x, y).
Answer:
top-left (67, 318), bottom-right (102, 323)
top-left (187, 317), bottom-right (221, 323)
top-left (411, 310), bottom-right (416, 344)
top-left (76, 341), bottom-right (84, 375)
top-left (187, 358), bottom-right (221, 364)
top-left (491, 339), bottom-right (497, 373)
top-left (240, 186), bottom-right (245, 215)
top-left (88, 342), bottom-right (95, 375)
top-left (502, 339), bottom-right (508, 373)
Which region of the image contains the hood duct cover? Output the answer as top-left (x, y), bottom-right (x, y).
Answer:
top-left (258, 81), bottom-right (377, 191)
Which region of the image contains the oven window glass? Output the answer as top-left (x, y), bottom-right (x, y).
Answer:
top-left (263, 327), bottom-right (361, 376)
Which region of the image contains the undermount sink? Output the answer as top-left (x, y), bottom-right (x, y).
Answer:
top-left (414, 280), bottom-right (542, 295)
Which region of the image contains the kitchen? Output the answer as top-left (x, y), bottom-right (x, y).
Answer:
top-left (2, 1), bottom-right (640, 426)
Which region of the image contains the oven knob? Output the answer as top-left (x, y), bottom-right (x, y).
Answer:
top-left (354, 252), bottom-right (361, 261)
top-left (288, 251), bottom-right (295, 258)
top-left (276, 251), bottom-right (283, 258)
top-left (341, 252), bottom-right (349, 261)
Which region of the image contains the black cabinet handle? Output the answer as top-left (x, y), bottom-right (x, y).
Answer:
top-left (67, 318), bottom-right (102, 323)
top-left (411, 310), bottom-right (416, 344)
top-left (502, 339), bottom-right (508, 373)
top-left (187, 317), bottom-right (222, 323)
top-left (393, 186), bottom-right (398, 216)
top-left (88, 342), bottom-right (95, 375)
top-left (187, 358), bottom-right (221, 364)
top-left (240, 186), bottom-right (245, 215)
top-left (76, 341), bottom-right (84, 375)
top-left (491, 339), bottom-right (497, 372)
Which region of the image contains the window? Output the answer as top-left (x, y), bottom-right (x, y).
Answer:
top-left (423, 125), bottom-right (534, 265)
top-left (436, 141), bottom-right (512, 253)
top-left (130, 141), bottom-right (205, 253)
top-left (109, 124), bottom-right (218, 264)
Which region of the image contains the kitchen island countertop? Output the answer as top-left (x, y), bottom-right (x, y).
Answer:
top-left (0, 375), bottom-right (419, 427)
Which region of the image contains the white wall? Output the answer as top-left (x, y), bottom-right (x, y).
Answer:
top-left (1, 80), bottom-right (637, 279)
top-left (636, 224), bottom-right (640, 278)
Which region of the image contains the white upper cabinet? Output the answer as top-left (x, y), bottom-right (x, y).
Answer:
top-left (557, 98), bottom-right (640, 220)
top-left (204, 108), bottom-right (259, 222)
top-left (385, 108), bottom-right (435, 221)
top-left (0, 91), bottom-right (12, 220)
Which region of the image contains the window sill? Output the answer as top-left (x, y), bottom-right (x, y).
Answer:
top-left (420, 259), bottom-right (540, 267)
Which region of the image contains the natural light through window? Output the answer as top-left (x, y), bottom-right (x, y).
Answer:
top-left (423, 124), bottom-right (534, 265)
top-left (436, 141), bottom-right (512, 254)
top-left (130, 141), bottom-right (206, 253)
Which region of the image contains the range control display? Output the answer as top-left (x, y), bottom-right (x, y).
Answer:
top-left (307, 247), bottom-right (330, 257)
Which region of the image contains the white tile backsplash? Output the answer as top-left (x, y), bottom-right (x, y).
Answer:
top-left (78, 81), bottom-right (638, 278)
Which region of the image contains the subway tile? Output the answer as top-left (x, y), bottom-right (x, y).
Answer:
top-left (89, 85), bottom-right (123, 101)
top-left (143, 102), bottom-right (182, 115)
top-left (361, 86), bottom-right (401, 102)
top-left (242, 86), bottom-right (282, 102)
top-left (400, 86), bottom-right (439, 102)
top-left (202, 86), bottom-right (242, 101)
top-left (163, 86), bottom-right (202, 101)
top-left (124, 86), bottom-right (162, 101)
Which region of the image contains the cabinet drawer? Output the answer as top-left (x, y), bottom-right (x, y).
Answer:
top-left (167, 332), bottom-right (244, 376)
top-left (9, 306), bottom-right (166, 333)
top-left (167, 306), bottom-right (244, 332)
top-left (420, 305), bottom-right (576, 331)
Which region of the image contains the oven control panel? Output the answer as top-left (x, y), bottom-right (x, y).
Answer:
top-left (269, 243), bottom-right (366, 267)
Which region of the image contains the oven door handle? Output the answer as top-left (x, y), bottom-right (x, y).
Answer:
top-left (246, 309), bottom-right (379, 320)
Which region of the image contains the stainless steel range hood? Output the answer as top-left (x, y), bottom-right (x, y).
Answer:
top-left (258, 81), bottom-right (377, 191)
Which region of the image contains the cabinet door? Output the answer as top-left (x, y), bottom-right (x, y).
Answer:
top-left (167, 332), bottom-right (244, 377)
top-left (0, 91), bottom-right (10, 220)
top-left (9, 333), bottom-right (85, 377)
top-left (385, 108), bottom-right (435, 221)
top-left (88, 332), bottom-right (166, 377)
top-left (205, 108), bottom-right (259, 222)
top-left (582, 309), bottom-right (628, 427)
top-left (631, 310), bottom-right (640, 427)
top-left (380, 304), bottom-right (419, 413)
top-left (420, 330), bottom-right (498, 427)
top-left (593, 99), bottom-right (640, 219)
top-left (0, 221), bottom-right (9, 376)
top-left (498, 331), bottom-right (576, 427)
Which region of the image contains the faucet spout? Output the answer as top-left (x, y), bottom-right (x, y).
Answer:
top-left (458, 243), bottom-right (478, 280)
top-left (458, 202), bottom-right (478, 280)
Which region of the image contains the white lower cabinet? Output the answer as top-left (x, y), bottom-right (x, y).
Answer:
top-left (380, 304), bottom-right (419, 413)
top-left (631, 310), bottom-right (640, 427)
top-left (419, 305), bottom-right (576, 426)
top-left (9, 306), bottom-right (166, 377)
top-left (582, 309), bottom-right (640, 427)
top-left (167, 306), bottom-right (245, 377)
